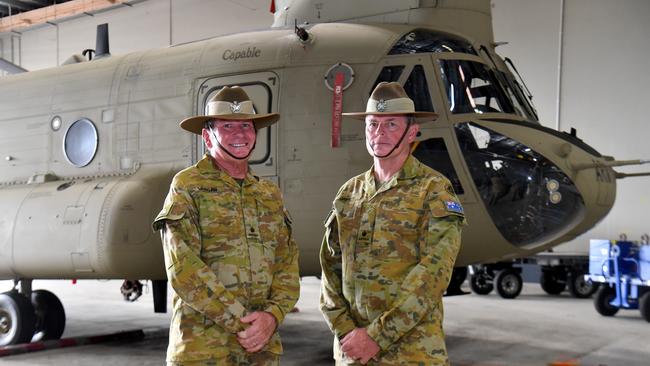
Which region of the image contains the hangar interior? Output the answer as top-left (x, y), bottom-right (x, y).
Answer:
top-left (0, 1), bottom-right (649, 364)
top-left (1, 0), bottom-right (648, 255)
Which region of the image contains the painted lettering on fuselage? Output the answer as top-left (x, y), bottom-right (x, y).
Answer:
top-left (222, 47), bottom-right (262, 61)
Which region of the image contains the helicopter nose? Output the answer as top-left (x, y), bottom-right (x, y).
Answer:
top-left (452, 121), bottom-right (608, 249)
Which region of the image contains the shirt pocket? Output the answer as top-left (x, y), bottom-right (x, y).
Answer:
top-left (376, 197), bottom-right (423, 262)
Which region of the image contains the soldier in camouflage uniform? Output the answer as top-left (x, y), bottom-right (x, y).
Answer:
top-left (153, 86), bottom-right (300, 366)
top-left (320, 82), bottom-right (466, 365)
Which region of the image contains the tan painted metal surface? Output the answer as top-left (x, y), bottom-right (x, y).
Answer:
top-left (0, 0), bottom-right (631, 281)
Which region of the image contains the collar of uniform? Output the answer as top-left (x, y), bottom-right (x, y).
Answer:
top-left (196, 154), bottom-right (258, 187)
top-left (397, 155), bottom-right (421, 180)
top-left (364, 155), bottom-right (421, 197)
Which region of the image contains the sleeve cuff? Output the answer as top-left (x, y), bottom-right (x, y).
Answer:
top-left (366, 321), bottom-right (393, 351)
top-left (264, 304), bottom-right (286, 326)
top-left (207, 297), bottom-right (247, 334)
top-left (334, 318), bottom-right (357, 339)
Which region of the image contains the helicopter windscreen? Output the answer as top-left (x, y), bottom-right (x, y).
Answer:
top-left (499, 71), bottom-right (539, 122)
top-left (455, 122), bottom-right (585, 246)
top-left (388, 29), bottom-right (478, 55)
top-left (439, 60), bottom-right (516, 115)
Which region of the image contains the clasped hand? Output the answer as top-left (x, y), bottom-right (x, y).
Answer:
top-left (340, 328), bottom-right (380, 365)
top-left (237, 311), bottom-right (277, 353)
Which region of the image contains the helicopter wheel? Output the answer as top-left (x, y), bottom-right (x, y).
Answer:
top-left (470, 273), bottom-right (494, 295)
top-left (494, 268), bottom-right (523, 299)
top-left (0, 291), bottom-right (36, 346)
top-left (445, 267), bottom-right (469, 295)
top-left (567, 270), bottom-right (598, 298)
top-left (540, 270), bottom-right (565, 295)
top-left (31, 289), bottom-right (66, 342)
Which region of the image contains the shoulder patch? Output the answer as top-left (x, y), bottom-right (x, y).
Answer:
top-left (445, 200), bottom-right (464, 214)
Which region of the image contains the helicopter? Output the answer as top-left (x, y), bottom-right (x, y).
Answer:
top-left (0, 0), bottom-right (648, 346)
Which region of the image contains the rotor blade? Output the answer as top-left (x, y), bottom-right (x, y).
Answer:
top-left (0, 57), bottom-right (27, 74)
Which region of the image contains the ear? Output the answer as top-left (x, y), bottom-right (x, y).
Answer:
top-left (202, 128), bottom-right (212, 149)
top-left (406, 123), bottom-right (420, 143)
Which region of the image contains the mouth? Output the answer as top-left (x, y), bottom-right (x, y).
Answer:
top-left (229, 143), bottom-right (249, 148)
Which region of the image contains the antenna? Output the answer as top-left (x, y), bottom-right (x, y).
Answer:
top-left (94, 23), bottom-right (111, 59)
top-left (294, 19), bottom-right (310, 43)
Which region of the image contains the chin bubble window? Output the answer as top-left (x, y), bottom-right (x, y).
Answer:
top-left (63, 118), bottom-right (98, 167)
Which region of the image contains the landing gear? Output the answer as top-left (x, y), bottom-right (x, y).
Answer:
top-left (469, 271), bottom-right (493, 295)
top-left (31, 289), bottom-right (66, 342)
top-left (539, 264), bottom-right (598, 298)
top-left (469, 263), bottom-right (523, 299)
top-left (445, 267), bottom-right (469, 296)
top-left (0, 280), bottom-right (66, 345)
top-left (0, 291), bottom-right (36, 346)
top-left (540, 268), bottom-right (566, 295)
top-left (567, 270), bottom-right (598, 299)
top-left (494, 268), bottom-right (523, 299)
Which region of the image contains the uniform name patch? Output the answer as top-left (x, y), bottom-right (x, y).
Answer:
top-left (445, 201), bottom-right (464, 214)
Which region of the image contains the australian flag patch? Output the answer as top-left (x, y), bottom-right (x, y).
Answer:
top-left (445, 201), bottom-right (464, 214)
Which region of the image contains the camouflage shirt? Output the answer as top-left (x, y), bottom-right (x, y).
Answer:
top-left (320, 155), bottom-right (465, 365)
top-left (153, 154), bottom-right (299, 362)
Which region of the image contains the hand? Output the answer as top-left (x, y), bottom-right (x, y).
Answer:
top-left (340, 328), bottom-right (380, 365)
top-left (236, 311), bottom-right (277, 353)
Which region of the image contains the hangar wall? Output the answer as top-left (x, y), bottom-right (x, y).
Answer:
top-left (493, 0), bottom-right (650, 253)
top-left (1, 0), bottom-right (649, 255)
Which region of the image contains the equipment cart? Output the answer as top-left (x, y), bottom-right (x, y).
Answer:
top-left (586, 238), bottom-right (650, 322)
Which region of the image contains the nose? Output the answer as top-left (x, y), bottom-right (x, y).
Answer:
top-left (373, 123), bottom-right (388, 135)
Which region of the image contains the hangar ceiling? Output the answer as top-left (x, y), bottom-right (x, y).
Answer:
top-left (0, 0), bottom-right (137, 32)
top-left (0, 0), bottom-right (73, 18)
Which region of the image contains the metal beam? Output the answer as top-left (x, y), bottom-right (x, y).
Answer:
top-left (0, 57), bottom-right (27, 74)
top-left (23, 0), bottom-right (51, 6)
top-left (0, 1), bottom-right (38, 11)
top-left (0, 0), bottom-right (126, 32)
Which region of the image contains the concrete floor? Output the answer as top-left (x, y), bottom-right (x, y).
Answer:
top-left (0, 277), bottom-right (649, 365)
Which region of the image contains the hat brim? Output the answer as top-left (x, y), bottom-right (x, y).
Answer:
top-left (342, 111), bottom-right (438, 123)
top-left (180, 113), bottom-right (280, 135)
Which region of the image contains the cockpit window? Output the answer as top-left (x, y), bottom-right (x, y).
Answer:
top-left (439, 60), bottom-right (515, 115)
top-left (370, 65), bottom-right (405, 94)
top-left (500, 71), bottom-right (539, 121)
top-left (389, 29), bottom-right (478, 55)
top-left (455, 122), bottom-right (585, 247)
top-left (504, 57), bottom-right (539, 121)
top-left (412, 138), bottom-right (463, 194)
top-left (404, 65), bottom-right (434, 112)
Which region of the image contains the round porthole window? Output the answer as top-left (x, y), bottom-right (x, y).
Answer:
top-left (63, 118), bottom-right (98, 167)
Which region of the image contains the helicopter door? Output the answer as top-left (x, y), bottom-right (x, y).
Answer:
top-left (195, 72), bottom-right (279, 178)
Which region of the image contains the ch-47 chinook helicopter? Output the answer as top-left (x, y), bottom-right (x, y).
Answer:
top-left (1, 0), bottom-right (649, 346)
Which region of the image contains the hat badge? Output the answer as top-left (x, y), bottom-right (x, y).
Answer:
top-left (230, 101), bottom-right (242, 113)
top-left (376, 99), bottom-right (387, 112)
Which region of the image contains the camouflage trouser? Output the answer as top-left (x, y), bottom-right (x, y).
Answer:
top-left (335, 357), bottom-right (449, 366)
top-left (167, 352), bottom-right (279, 366)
